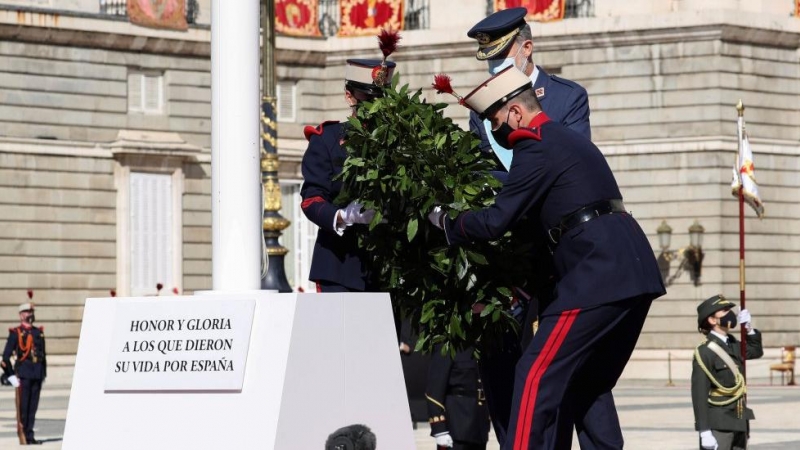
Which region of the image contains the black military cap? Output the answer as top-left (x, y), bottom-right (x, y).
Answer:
top-left (467, 7), bottom-right (528, 61)
top-left (345, 59), bottom-right (397, 97)
top-left (697, 294), bottom-right (736, 330)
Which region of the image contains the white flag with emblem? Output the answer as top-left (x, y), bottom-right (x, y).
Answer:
top-left (731, 115), bottom-right (764, 218)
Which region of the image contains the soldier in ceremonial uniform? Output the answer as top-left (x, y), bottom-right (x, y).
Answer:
top-left (467, 7), bottom-right (590, 173)
top-left (300, 32), bottom-right (398, 293)
top-left (2, 293), bottom-right (46, 445)
top-left (426, 346), bottom-right (490, 450)
top-left (428, 67), bottom-right (665, 450)
top-left (463, 9), bottom-right (592, 445)
top-left (692, 295), bottom-right (763, 450)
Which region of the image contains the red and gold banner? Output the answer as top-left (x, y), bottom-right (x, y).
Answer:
top-left (338, 0), bottom-right (404, 37)
top-left (127, 0), bottom-right (188, 31)
top-left (276, 0), bottom-right (322, 37)
top-left (494, 0), bottom-right (565, 23)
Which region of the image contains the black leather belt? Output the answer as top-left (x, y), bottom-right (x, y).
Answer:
top-left (447, 388), bottom-right (485, 401)
top-left (547, 199), bottom-right (626, 245)
top-left (447, 388), bottom-right (475, 397)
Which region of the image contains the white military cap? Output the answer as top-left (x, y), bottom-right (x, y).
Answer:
top-left (462, 66), bottom-right (532, 118)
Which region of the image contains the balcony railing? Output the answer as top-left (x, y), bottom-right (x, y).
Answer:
top-left (99, 0), bottom-right (126, 16)
top-left (99, 0), bottom-right (200, 24)
top-left (319, 0), bottom-right (430, 37)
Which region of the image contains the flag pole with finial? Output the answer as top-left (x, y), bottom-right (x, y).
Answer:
top-left (736, 99), bottom-right (747, 380)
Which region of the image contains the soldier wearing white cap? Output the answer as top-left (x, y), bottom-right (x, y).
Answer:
top-left (464, 9), bottom-right (591, 447)
top-left (429, 67), bottom-right (665, 450)
top-left (3, 290), bottom-right (47, 445)
top-left (300, 30), bottom-right (399, 293)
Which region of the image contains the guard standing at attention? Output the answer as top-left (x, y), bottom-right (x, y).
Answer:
top-left (300, 30), bottom-right (399, 293)
top-left (692, 295), bottom-right (763, 450)
top-left (2, 291), bottom-right (47, 445)
top-left (429, 66), bottom-right (665, 450)
top-left (426, 345), bottom-right (490, 450)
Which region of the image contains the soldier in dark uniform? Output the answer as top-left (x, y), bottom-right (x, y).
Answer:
top-left (300, 53), bottom-right (396, 293)
top-left (428, 66), bottom-right (665, 450)
top-left (692, 295), bottom-right (763, 450)
top-left (2, 296), bottom-right (46, 445)
top-left (426, 346), bottom-right (490, 450)
top-left (463, 9), bottom-right (592, 446)
top-left (468, 7), bottom-right (590, 173)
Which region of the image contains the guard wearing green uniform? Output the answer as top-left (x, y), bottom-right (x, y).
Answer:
top-left (692, 295), bottom-right (763, 450)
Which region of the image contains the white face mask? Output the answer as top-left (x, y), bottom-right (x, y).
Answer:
top-left (487, 44), bottom-right (529, 75)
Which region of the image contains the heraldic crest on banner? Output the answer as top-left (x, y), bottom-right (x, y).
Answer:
top-left (276, 0), bottom-right (322, 36)
top-left (128, 0), bottom-right (188, 31)
top-left (495, 0), bottom-right (565, 23)
top-left (338, 0), bottom-right (404, 37)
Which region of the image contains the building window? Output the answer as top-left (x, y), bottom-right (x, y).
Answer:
top-left (404, 0), bottom-right (430, 30)
top-left (129, 172), bottom-right (176, 296)
top-left (281, 181), bottom-right (318, 292)
top-left (277, 81), bottom-right (297, 123)
top-left (128, 71), bottom-right (164, 114)
top-left (565, 0), bottom-right (594, 18)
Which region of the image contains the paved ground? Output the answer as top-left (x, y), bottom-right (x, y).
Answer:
top-left (1, 379), bottom-right (798, 449)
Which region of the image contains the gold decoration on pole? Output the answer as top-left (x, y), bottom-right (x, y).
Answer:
top-left (260, 0), bottom-right (292, 292)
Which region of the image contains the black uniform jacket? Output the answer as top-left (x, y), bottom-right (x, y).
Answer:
top-left (2, 325), bottom-right (46, 380)
top-left (426, 347), bottom-right (490, 444)
top-left (692, 330), bottom-right (763, 432)
top-left (300, 121), bottom-right (371, 291)
top-left (443, 114), bottom-right (665, 314)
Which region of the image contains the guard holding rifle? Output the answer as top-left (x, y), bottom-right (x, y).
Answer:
top-left (2, 292), bottom-right (47, 445)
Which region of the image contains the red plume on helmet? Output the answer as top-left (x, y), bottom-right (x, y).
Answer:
top-left (378, 28), bottom-right (401, 59)
top-left (27, 290), bottom-right (33, 299)
top-left (172, 287), bottom-right (179, 295)
top-left (110, 289), bottom-right (117, 297)
top-left (371, 28), bottom-right (401, 87)
top-left (432, 74), bottom-right (465, 105)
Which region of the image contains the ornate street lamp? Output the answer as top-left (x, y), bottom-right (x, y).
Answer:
top-left (260, 0), bottom-right (292, 292)
top-left (657, 219), bottom-right (705, 287)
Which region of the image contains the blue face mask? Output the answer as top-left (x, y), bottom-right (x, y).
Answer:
top-left (487, 45), bottom-right (529, 75)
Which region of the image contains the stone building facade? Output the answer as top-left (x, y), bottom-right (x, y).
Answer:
top-left (1, 1), bottom-right (798, 380)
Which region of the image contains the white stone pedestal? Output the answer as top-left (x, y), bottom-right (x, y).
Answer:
top-left (62, 292), bottom-right (414, 450)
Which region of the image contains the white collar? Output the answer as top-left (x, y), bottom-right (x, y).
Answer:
top-left (530, 65), bottom-right (540, 85)
top-left (710, 330), bottom-right (729, 342)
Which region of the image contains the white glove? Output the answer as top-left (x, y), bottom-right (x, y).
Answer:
top-left (738, 309), bottom-right (753, 333)
top-left (434, 432), bottom-right (453, 448)
top-left (428, 206), bottom-right (445, 230)
top-left (700, 430), bottom-right (718, 449)
top-left (8, 375), bottom-right (20, 388)
top-left (339, 201), bottom-right (375, 225)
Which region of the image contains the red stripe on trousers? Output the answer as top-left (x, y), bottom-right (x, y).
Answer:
top-left (316, 282), bottom-right (322, 293)
top-left (513, 309), bottom-right (580, 450)
top-left (301, 196), bottom-right (325, 210)
top-left (513, 310), bottom-right (572, 449)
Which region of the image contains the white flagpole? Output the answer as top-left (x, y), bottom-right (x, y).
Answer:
top-left (211, 0), bottom-right (263, 290)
